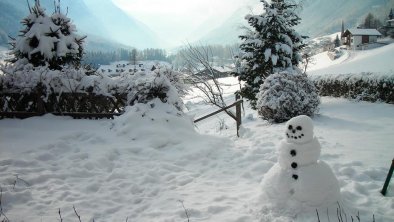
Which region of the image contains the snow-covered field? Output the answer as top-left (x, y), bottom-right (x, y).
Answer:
top-left (1, 37), bottom-right (394, 221)
top-left (307, 43), bottom-right (394, 75)
top-left (1, 75), bottom-right (393, 221)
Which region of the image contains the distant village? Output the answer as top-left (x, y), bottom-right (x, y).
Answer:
top-left (98, 9), bottom-right (394, 78)
top-left (340, 8), bottom-right (394, 50)
top-left (98, 61), bottom-right (235, 78)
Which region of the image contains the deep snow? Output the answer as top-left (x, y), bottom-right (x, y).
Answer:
top-left (1, 41), bottom-right (394, 221)
top-left (0, 88), bottom-right (393, 221)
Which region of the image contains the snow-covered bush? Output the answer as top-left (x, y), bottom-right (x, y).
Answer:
top-left (327, 49), bottom-right (344, 61)
top-left (0, 59), bottom-right (90, 94)
top-left (153, 66), bottom-right (189, 98)
top-left (124, 69), bottom-right (184, 110)
top-left (257, 69), bottom-right (320, 123)
top-left (113, 98), bottom-right (195, 147)
top-left (9, 1), bottom-right (85, 70)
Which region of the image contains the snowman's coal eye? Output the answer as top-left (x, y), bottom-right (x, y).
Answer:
top-left (296, 126), bottom-right (302, 131)
top-left (288, 125), bottom-right (293, 130)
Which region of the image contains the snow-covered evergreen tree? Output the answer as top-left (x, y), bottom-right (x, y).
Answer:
top-left (334, 35), bottom-right (341, 48)
top-left (238, 0), bottom-right (304, 109)
top-left (10, 0), bottom-right (85, 70)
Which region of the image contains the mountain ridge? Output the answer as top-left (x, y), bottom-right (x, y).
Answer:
top-left (197, 0), bottom-right (394, 45)
top-left (0, 0), bottom-right (160, 50)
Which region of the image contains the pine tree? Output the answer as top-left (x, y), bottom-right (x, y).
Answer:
top-left (10, 0), bottom-right (86, 70)
top-left (334, 35), bottom-right (341, 48)
top-left (238, 0), bottom-right (304, 109)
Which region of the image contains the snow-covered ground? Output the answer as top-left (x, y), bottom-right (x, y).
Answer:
top-left (307, 43), bottom-right (394, 75)
top-left (1, 35), bottom-right (394, 221)
top-left (1, 75), bottom-right (393, 221)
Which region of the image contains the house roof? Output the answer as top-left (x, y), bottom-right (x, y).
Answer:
top-left (213, 66), bottom-right (234, 73)
top-left (343, 28), bottom-right (382, 36)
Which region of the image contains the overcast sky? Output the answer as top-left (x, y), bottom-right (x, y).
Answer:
top-left (113, 0), bottom-right (257, 46)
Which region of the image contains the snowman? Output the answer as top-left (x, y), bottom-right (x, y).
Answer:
top-left (261, 115), bottom-right (340, 208)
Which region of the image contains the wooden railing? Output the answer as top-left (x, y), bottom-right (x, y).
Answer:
top-left (381, 158), bottom-right (394, 196)
top-left (194, 100), bottom-right (243, 137)
top-left (0, 92), bottom-right (127, 119)
top-left (1, 92), bottom-right (244, 137)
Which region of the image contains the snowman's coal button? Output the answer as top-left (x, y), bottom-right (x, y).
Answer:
top-left (290, 150), bottom-right (296, 156)
top-left (291, 162), bottom-right (298, 169)
top-left (292, 174), bottom-right (298, 180)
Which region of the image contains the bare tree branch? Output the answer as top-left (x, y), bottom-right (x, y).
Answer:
top-left (178, 200), bottom-right (190, 222)
top-left (181, 43), bottom-right (237, 119)
top-left (73, 205), bottom-right (82, 222)
top-left (58, 208), bottom-right (63, 222)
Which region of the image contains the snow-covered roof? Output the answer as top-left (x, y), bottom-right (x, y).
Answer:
top-left (343, 29), bottom-right (382, 36)
top-left (98, 61), bottom-right (171, 75)
top-left (213, 66), bottom-right (234, 73)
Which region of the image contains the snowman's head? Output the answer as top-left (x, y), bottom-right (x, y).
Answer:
top-left (285, 115), bottom-right (314, 144)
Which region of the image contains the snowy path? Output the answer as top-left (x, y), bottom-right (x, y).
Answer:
top-left (0, 97), bottom-right (393, 221)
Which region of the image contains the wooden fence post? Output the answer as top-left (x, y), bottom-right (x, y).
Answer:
top-left (36, 87), bottom-right (45, 115)
top-left (236, 100), bottom-right (242, 137)
top-left (381, 158), bottom-right (394, 196)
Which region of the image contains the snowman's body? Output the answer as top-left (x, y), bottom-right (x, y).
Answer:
top-left (262, 115), bottom-right (340, 208)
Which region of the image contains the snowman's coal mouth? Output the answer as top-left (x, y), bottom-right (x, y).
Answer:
top-left (286, 132), bottom-right (305, 140)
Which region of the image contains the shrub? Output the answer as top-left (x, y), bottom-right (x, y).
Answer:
top-left (125, 69), bottom-right (184, 110)
top-left (311, 72), bottom-right (394, 103)
top-left (0, 60), bottom-right (185, 111)
top-left (9, 1), bottom-right (85, 70)
top-left (256, 69), bottom-right (320, 123)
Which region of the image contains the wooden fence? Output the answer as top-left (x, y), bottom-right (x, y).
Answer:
top-left (1, 92), bottom-right (243, 137)
top-left (0, 92), bottom-right (127, 119)
top-left (194, 100), bottom-right (243, 137)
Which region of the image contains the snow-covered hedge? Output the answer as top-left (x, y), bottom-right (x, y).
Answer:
top-left (257, 69), bottom-right (320, 123)
top-left (0, 60), bottom-right (186, 111)
top-left (311, 72), bottom-right (394, 103)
